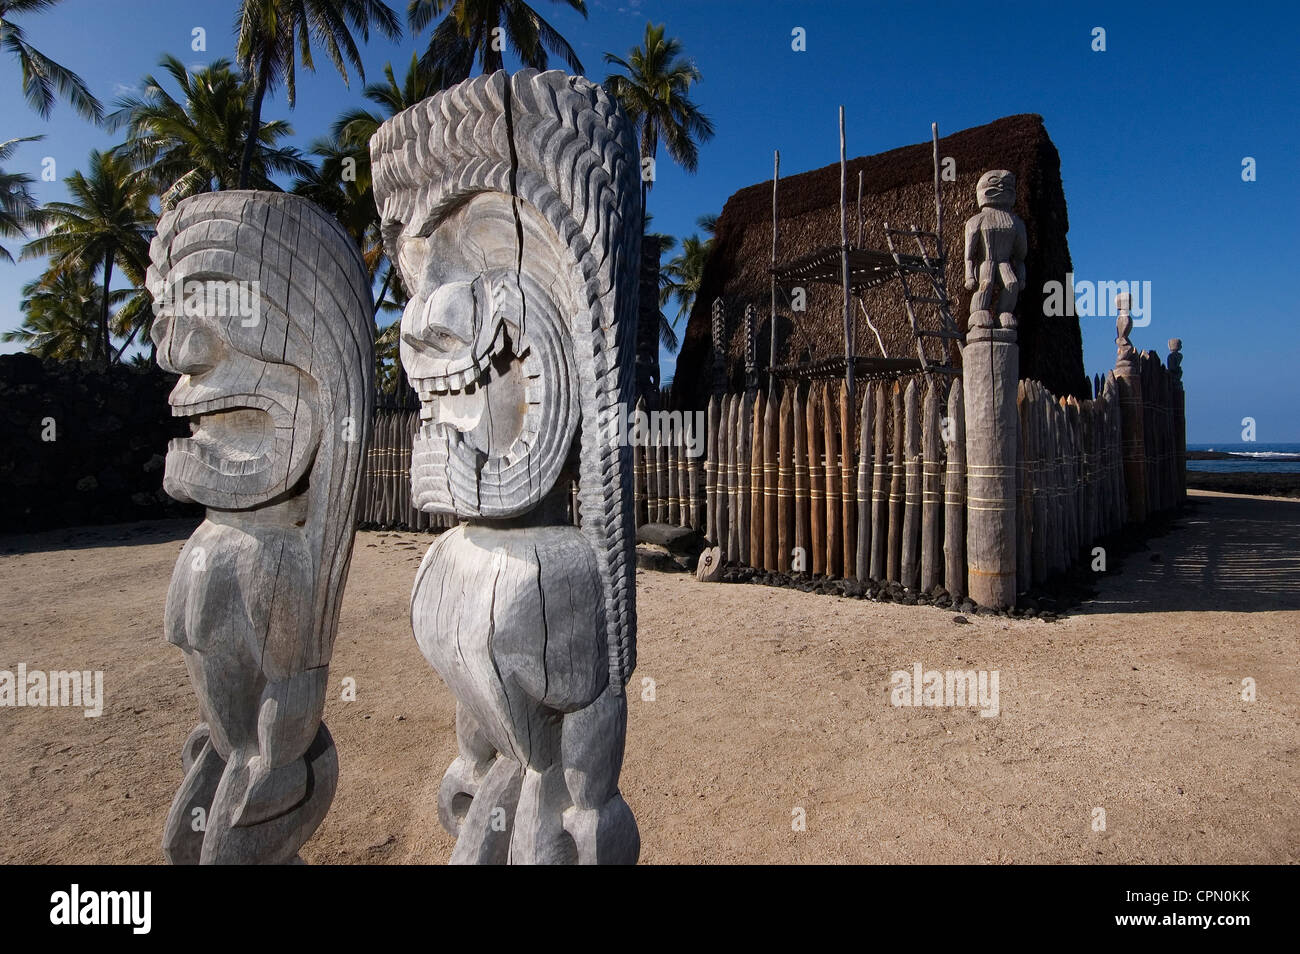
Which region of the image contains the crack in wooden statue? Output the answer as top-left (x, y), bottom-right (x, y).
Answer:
top-left (371, 70), bottom-right (641, 864)
top-left (149, 192), bottom-right (374, 864)
top-left (963, 170), bottom-right (1027, 331)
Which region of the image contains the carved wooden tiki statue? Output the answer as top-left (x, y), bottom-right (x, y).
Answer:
top-left (150, 191), bottom-right (374, 863)
top-left (371, 70), bottom-right (640, 864)
top-left (963, 169), bottom-right (1027, 332)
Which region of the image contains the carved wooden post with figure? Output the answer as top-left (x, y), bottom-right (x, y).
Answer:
top-left (1168, 338), bottom-right (1186, 503)
top-left (372, 70), bottom-right (640, 864)
top-left (151, 191), bottom-right (374, 864)
top-left (963, 170), bottom-right (1024, 609)
top-left (1114, 292), bottom-right (1147, 524)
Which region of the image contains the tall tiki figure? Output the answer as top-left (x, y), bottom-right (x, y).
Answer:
top-left (150, 192), bottom-right (374, 863)
top-left (371, 70), bottom-right (641, 864)
top-left (963, 170), bottom-right (1027, 331)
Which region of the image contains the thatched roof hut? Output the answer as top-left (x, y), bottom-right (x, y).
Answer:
top-left (670, 113), bottom-right (1086, 409)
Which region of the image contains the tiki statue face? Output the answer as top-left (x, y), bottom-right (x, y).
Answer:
top-left (976, 170), bottom-right (1017, 210)
top-left (152, 286), bottom-right (321, 511)
top-left (396, 191), bottom-right (579, 518)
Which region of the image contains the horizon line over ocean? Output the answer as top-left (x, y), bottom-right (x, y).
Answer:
top-left (1186, 443), bottom-right (1300, 474)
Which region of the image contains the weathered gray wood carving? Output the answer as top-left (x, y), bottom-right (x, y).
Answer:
top-left (963, 169), bottom-right (1027, 330)
top-left (372, 70), bottom-right (641, 864)
top-left (150, 191), bottom-right (374, 863)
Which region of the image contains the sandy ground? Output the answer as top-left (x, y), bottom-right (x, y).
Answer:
top-left (1, 490), bottom-right (1296, 865)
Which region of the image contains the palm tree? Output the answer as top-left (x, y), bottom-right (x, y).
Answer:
top-left (408, 0), bottom-right (586, 84)
top-left (333, 50), bottom-right (450, 154)
top-left (1, 0), bottom-right (102, 121)
top-left (641, 230), bottom-right (677, 353)
top-left (21, 150), bottom-right (153, 366)
top-left (0, 134), bottom-right (43, 262)
top-left (3, 268), bottom-right (122, 361)
top-left (295, 54), bottom-right (439, 311)
top-left (661, 233), bottom-right (710, 329)
top-left (293, 136), bottom-right (378, 247)
top-left (603, 22), bottom-right (714, 214)
top-left (234, 0), bottom-right (402, 188)
top-left (659, 212), bottom-right (716, 332)
top-left (109, 56), bottom-right (313, 209)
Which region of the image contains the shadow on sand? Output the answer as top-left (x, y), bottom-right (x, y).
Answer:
top-left (1081, 494), bottom-right (1300, 614)
top-left (0, 518), bottom-right (199, 557)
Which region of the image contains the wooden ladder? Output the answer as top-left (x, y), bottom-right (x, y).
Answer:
top-left (884, 224), bottom-right (964, 376)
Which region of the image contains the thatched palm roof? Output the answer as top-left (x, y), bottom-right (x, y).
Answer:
top-left (670, 114), bottom-right (1085, 409)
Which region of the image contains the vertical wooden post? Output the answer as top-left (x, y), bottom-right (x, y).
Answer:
top-left (921, 380), bottom-right (943, 593)
top-left (634, 426), bottom-right (646, 528)
top-left (374, 409), bottom-right (385, 525)
top-left (807, 384), bottom-right (825, 576)
top-left (646, 423), bottom-right (659, 524)
top-left (1016, 382), bottom-right (1033, 592)
top-left (931, 122), bottom-right (944, 258)
top-left (887, 381), bottom-right (905, 583)
top-left (705, 395), bottom-right (719, 541)
top-left (793, 386), bottom-right (808, 573)
top-left (764, 390), bottom-right (779, 570)
top-left (964, 324), bottom-right (1019, 609)
top-left (823, 380), bottom-right (842, 578)
top-left (686, 434), bottom-right (696, 530)
top-left (1066, 397), bottom-right (1081, 561)
top-left (714, 396), bottom-right (727, 553)
top-left (770, 150), bottom-right (780, 395)
top-left (778, 385), bottom-right (793, 572)
top-left (855, 384), bottom-right (872, 581)
top-left (839, 106), bottom-right (854, 401)
top-left (943, 379), bottom-right (966, 599)
top-left (901, 379), bottom-right (921, 591)
top-left (667, 437), bottom-right (679, 526)
top-left (378, 411), bottom-right (391, 524)
top-left (1168, 339), bottom-right (1186, 503)
top-left (1078, 396), bottom-right (1092, 549)
top-left (839, 380), bottom-right (855, 576)
top-left (724, 394), bottom-right (738, 563)
top-left (1048, 396), bottom-right (1063, 575)
top-left (738, 394), bottom-right (751, 563)
top-left (870, 380), bottom-right (889, 580)
top-left (744, 304), bottom-right (757, 392)
top-left (657, 428), bottom-right (669, 524)
top-left (1030, 384), bottom-right (1048, 585)
top-left (856, 169), bottom-right (864, 244)
top-left (1056, 398), bottom-right (1069, 571)
top-left (749, 390), bottom-right (765, 567)
top-left (688, 450), bottom-right (700, 530)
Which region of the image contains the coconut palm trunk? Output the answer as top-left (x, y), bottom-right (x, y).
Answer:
top-left (238, 65), bottom-right (269, 189)
top-left (99, 249), bottom-right (114, 366)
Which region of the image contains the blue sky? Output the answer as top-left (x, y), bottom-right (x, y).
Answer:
top-left (2, 0), bottom-right (1297, 441)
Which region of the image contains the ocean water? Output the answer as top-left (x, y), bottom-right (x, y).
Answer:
top-left (1186, 443), bottom-right (1300, 473)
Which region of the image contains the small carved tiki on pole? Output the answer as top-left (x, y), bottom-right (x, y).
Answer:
top-left (151, 192), bottom-right (374, 864)
top-left (1114, 292), bottom-right (1147, 522)
top-left (372, 70), bottom-right (641, 864)
top-left (964, 170), bottom-right (1027, 331)
top-left (711, 296), bottom-right (727, 394)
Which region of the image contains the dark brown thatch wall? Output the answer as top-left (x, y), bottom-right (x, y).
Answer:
top-left (670, 114), bottom-right (1085, 409)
